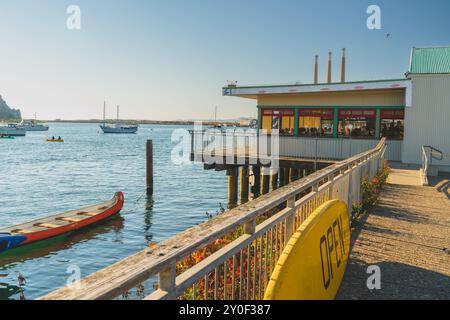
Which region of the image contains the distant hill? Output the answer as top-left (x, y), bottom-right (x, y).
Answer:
top-left (0, 95), bottom-right (21, 120)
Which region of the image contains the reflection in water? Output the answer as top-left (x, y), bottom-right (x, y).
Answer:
top-left (0, 123), bottom-right (229, 299)
top-left (0, 216), bottom-right (124, 300)
top-left (144, 195), bottom-right (154, 243)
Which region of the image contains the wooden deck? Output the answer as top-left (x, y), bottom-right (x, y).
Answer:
top-left (337, 169), bottom-right (450, 300)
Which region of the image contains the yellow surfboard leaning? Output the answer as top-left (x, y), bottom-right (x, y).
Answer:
top-left (264, 200), bottom-right (350, 300)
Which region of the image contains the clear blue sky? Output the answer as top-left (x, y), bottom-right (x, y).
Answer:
top-left (0, 0), bottom-right (449, 120)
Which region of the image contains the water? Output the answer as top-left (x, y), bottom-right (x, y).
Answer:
top-left (0, 123), bottom-right (228, 300)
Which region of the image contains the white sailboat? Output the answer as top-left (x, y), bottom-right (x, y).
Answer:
top-left (99, 102), bottom-right (138, 134)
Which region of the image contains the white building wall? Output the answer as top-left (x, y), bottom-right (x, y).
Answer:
top-left (402, 74), bottom-right (450, 171)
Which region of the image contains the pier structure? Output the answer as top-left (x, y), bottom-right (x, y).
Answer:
top-left (41, 139), bottom-right (387, 300)
top-left (40, 45), bottom-right (450, 300)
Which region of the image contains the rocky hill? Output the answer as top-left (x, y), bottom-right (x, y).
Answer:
top-left (0, 95), bottom-right (21, 120)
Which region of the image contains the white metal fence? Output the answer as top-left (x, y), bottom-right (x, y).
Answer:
top-left (190, 130), bottom-right (400, 162)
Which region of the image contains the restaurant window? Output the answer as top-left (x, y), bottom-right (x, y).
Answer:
top-left (381, 109), bottom-right (405, 140)
top-left (338, 109), bottom-right (376, 138)
top-left (261, 109), bottom-right (294, 135)
top-left (298, 109), bottom-right (334, 137)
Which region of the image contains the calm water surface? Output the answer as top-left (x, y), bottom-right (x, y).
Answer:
top-left (0, 123), bottom-right (228, 300)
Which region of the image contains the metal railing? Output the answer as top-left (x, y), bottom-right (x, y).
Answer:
top-left (190, 130), bottom-right (400, 162)
top-left (41, 139), bottom-right (387, 300)
top-left (421, 145), bottom-right (444, 185)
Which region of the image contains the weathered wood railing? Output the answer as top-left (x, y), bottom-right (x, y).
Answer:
top-left (40, 139), bottom-right (386, 300)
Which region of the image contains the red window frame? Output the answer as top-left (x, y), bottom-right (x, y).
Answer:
top-left (339, 109), bottom-right (376, 119)
top-left (381, 109), bottom-right (405, 119)
top-left (298, 108), bottom-right (334, 117)
top-left (262, 108), bottom-right (295, 117)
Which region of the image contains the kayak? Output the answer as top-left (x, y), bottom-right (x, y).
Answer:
top-left (0, 192), bottom-right (124, 255)
top-left (47, 139), bottom-right (64, 143)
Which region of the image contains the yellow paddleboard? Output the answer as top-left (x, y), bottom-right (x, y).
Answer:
top-left (264, 200), bottom-right (350, 300)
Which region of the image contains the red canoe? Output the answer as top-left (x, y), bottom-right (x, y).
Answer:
top-left (0, 192), bottom-right (124, 252)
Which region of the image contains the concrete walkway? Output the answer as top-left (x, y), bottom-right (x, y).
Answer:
top-left (337, 168), bottom-right (450, 300)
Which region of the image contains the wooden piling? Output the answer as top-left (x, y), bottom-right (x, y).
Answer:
top-left (283, 168), bottom-right (290, 185)
top-left (289, 168), bottom-right (297, 183)
top-left (240, 167), bottom-right (249, 204)
top-left (279, 168), bottom-right (286, 187)
top-left (227, 167), bottom-right (239, 209)
top-left (270, 169), bottom-right (279, 191)
top-left (251, 166), bottom-right (261, 198)
top-left (146, 140), bottom-right (154, 194)
top-left (261, 169), bottom-right (270, 195)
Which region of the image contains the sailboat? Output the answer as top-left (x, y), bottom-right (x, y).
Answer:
top-left (210, 106), bottom-right (225, 129)
top-left (99, 102), bottom-right (138, 134)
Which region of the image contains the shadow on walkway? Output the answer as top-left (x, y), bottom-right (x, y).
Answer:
top-left (338, 260), bottom-right (450, 300)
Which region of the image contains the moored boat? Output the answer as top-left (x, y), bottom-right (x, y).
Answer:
top-left (100, 123), bottom-right (138, 134)
top-left (0, 192), bottom-right (124, 254)
top-left (0, 123), bottom-right (26, 136)
top-left (20, 121), bottom-right (49, 132)
top-left (100, 103), bottom-right (138, 134)
top-left (19, 113), bottom-right (49, 131)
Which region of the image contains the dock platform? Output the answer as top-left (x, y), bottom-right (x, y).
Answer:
top-left (338, 166), bottom-right (450, 300)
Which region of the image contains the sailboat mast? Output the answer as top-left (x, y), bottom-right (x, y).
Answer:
top-left (117, 105), bottom-right (119, 122)
top-left (103, 101), bottom-right (106, 125)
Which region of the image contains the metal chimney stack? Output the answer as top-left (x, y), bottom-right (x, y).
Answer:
top-left (340, 48), bottom-right (346, 83)
top-left (327, 51), bottom-right (332, 83)
top-left (314, 55), bottom-right (319, 84)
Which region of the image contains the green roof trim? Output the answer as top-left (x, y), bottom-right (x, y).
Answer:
top-left (222, 78), bottom-right (407, 90)
top-left (409, 46), bottom-right (450, 74)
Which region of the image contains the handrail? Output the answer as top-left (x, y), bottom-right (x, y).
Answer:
top-left (423, 145), bottom-right (443, 161)
top-left (41, 138), bottom-right (386, 300)
top-left (421, 145), bottom-right (443, 185)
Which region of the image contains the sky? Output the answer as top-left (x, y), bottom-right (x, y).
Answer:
top-left (0, 0), bottom-right (449, 121)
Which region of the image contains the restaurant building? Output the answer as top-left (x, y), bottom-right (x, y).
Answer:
top-left (223, 46), bottom-right (450, 173)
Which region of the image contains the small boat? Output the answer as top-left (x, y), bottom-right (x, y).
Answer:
top-left (46, 138), bottom-right (64, 143)
top-left (20, 121), bottom-right (49, 132)
top-left (100, 124), bottom-right (138, 134)
top-left (19, 114), bottom-right (49, 132)
top-left (100, 103), bottom-right (138, 134)
top-left (0, 123), bottom-right (26, 137)
top-left (0, 135), bottom-right (14, 139)
top-left (0, 192), bottom-right (124, 255)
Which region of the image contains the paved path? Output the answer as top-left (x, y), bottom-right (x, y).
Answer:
top-left (337, 169), bottom-right (450, 300)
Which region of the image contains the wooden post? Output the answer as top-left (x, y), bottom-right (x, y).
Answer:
top-left (285, 196), bottom-right (296, 245)
top-left (146, 140), bottom-right (154, 195)
top-left (227, 167), bottom-right (239, 209)
top-left (289, 168), bottom-right (297, 183)
top-left (240, 166), bottom-right (249, 204)
top-left (270, 169), bottom-right (279, 191)
top-left (251, 166), bottom-right (261, 198)
top-left (158, 266), bottom-right (176, 300)
top-left (279, 168), bottom-right (286, 187)
top-left (261, 170), bottom-right (270, 194)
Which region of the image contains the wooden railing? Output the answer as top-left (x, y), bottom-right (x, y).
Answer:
top-left (40, 139), bottom-right (387, 300)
